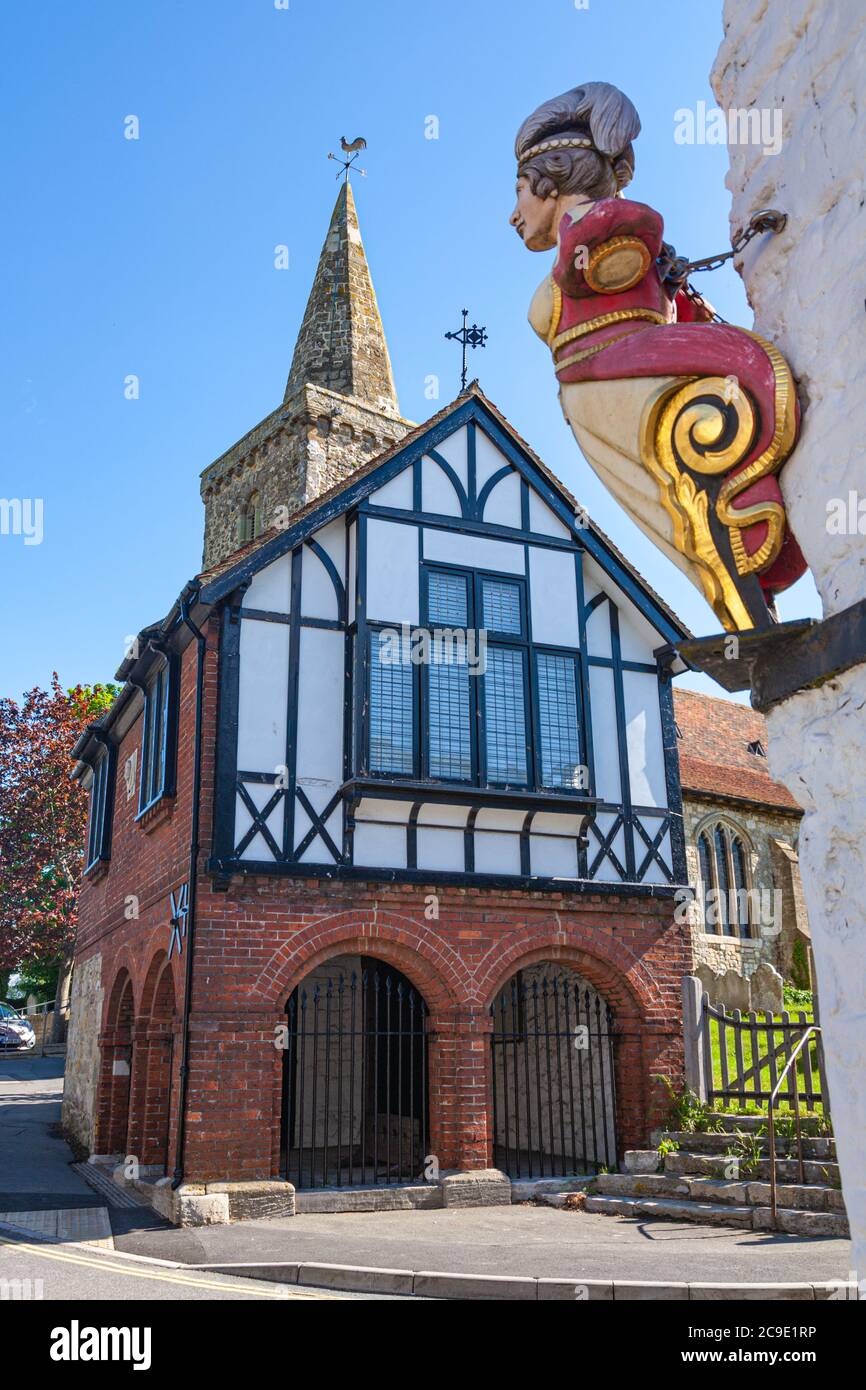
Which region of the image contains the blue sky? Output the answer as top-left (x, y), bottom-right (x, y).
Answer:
top-left (0, 0), bottom-right (820, 703)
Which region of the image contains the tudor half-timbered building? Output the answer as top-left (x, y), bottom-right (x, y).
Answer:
top-left (64, 184), bottom-right (695, 1219)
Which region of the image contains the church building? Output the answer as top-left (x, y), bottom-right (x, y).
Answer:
top-left (63, 181), bottom-right (696, 1222)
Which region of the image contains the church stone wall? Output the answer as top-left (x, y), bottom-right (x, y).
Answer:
top-left (711, 0), bottom-right (866, 1275)
top-left (682, 793), bottom-right (802, 982)
top-left (62, 952), bottom-right (104, 1153)
top-left (200, 383), bottom-right (411, 570)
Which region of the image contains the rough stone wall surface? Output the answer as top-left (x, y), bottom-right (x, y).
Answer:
top-left (712, 0), bottom-right (866, 1280)
top-left (711, 0), bottom-right (866, 616)
top-left (200, 383), bottom-right (411, 570)
top-left (61, 952), bottom-right (104, 1152)
top-left (283, 181), bottom-right (400, 414)
top-left (682, 792), bottom-right (801, 978)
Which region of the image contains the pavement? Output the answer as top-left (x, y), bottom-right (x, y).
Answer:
top-left (0, 1055), bottom-right (853, 1295)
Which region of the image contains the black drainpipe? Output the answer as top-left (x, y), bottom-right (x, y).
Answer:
top-left (172, 581), bottom-right (207, 1189)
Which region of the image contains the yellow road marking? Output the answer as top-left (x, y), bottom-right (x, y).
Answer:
top-left (0, 1235), bottom-right (334, 1299)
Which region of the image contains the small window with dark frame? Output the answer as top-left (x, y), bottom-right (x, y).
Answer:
top-left (138, 661), bottom-right (173, 815)
top-left (85, 748), bottom-right (114, 870)
top-left (369, 631), bottom-right (415, 775)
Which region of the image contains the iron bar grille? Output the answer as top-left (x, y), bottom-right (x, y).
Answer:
top-left (283, 963), bottom-right (429, 1188)
top-left (490, 970), bottom-right (617, 1177)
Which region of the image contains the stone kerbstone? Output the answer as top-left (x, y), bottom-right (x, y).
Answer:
top-left (414, 1271), bottom-right (536, 1300)
top-left (537, 1279), bottom-right (613, 1301)
top-left (206, 1180), bottom-right (295, 1222)
top-left (440, 1169), bottom-right (511, 1208)
top-left (614, 1281), bottom-right (688, 1301)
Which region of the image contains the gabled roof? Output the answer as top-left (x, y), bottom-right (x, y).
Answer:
top-left (674, 688), bottom-right (800, 813)
top-left (197, 383), bottom-right (691, 645)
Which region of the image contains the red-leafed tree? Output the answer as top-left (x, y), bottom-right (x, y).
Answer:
top-left (0, 676), bottom-right (117, 1033)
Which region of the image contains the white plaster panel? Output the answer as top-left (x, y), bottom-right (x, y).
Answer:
top-left (244, 553), bottom-right (291, 614)
top-left (530, 835), bottom-right (579, 879)
top-left (482, 470), bottom-right (521, 528)
top-left (635, 823), bottom-right (671, 883)
top-left (528, 487), bottom-right (570, 538)
top-left (353, 821), bottom-right (407, 869)
top-left (422, 530), bottom-right (525, 575)
top-left (430, 426), bottom-right (469, 491)
top-left (474, 428), bottom-right (510, 490)
top-left (416, 803), bottom-right (470, 827)
top-left (474, 807), bottom-right (526, 832)
top-left (422, 455), bottom-right (463, 517)
top-left (585, 600), bottom-right (612, 659)
top-left (623, 670), bottom-right (666, 809)
top-left (365, 518), bottom-right (419, 624)
top-left (588, 666), bottom-right (620, 802)
top-left (235, 782), bottom-right (285, 863)
top-left (532, 811), bottom-right (586, 836)
top-left (313, 517), bottom-right (346, 583)
top-left (617, 601), bottom-right (664, 663)
top-left (474, 830), bottom-right (521, 875)
top-left (296, 627), bottom-right (344, 786)
top-left (529, 546), bottom-right (579, 647)
top-left (301, 543), bottom-right (339, 621)
top-left (370, 465), bottom-right (414, 510)
top-left (236, 617), bottom-right (289, 771)
top-left (355, 798), bottom-right (414, 823)
top-left (417, 826), bottom-right (465, 872)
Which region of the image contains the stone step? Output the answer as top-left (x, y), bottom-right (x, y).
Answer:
top-left (585, 1193), bottom-right (754, 1228)
top-left (663, 1151), bottom-right (841, 1186)
top-left (585, 1193), bottom-right (849, 1237)
top-left (702, 1114), bottom-right (832, 1138)
top-left (661, 1131), bottom-right (835, 1160)
top-left (596, 1172), bottom-right (689, 1200)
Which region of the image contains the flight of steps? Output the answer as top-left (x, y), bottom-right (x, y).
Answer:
top-left (585, 1115), bottom-right (848, 1237)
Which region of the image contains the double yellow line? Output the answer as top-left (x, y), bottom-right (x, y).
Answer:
top-left (0, 1233), bottom-right (333, 1299)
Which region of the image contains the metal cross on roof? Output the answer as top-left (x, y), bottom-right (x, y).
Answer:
top-left (167, 882), bottom-right (189, 960)
top-left (445, 310), bottom-right (488, 390)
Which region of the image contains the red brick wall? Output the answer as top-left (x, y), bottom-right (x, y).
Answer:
top-left (73, 615), bottom-right (693, 1183)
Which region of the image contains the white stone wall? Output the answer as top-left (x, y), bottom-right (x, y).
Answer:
top-left (711, 0), bottom-right (866, 616)
top-left (62, 953), bottom-right (103, 1152)
top-left (711, 0), bottom-right (866, 1285)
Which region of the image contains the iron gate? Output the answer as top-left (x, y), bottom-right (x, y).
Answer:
top-left (490, 969), bottom-right (617, 1177)
top-left (282, 961), bottom-right (429, 1188)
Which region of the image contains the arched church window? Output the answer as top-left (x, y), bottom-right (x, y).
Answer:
top-left (696, 823), bottom-right (753, 940)
top-left (240, 492), bottom-right (262, 544)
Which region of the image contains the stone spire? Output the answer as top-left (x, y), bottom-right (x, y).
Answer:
top-left (283, 180), bottom-right (401, 416)
top-left (200, 178), bottom-right (412, 570)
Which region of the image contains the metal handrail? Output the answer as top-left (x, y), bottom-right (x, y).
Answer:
top-left (768, 1025), bottom-right (822, 1228)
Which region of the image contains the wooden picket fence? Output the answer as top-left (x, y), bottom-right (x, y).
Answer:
top-left (681, 977), bottom-right (829, 1114)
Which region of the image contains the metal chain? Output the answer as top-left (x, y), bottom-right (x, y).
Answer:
top-left (657, 209), bottom-right (787, 326)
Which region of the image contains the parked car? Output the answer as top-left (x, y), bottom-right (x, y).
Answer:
top-left (0, 1003), bottom-right (36, 1050)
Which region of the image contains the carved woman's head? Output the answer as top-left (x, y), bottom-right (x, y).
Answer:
top-left (510, 82), bottom-right (641, 250)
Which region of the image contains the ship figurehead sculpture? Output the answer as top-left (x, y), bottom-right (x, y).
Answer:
top-left (511, 82), bottom-right (806, 633)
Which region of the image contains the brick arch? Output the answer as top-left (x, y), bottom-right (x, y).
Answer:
top-left (254, 911), bottom-right (472, 1014)
top-left (476, 925), bottom-right (665, 1022)
top-left (139, 950), bottom-right (177, 1021)
top-left (105, 964), bottom-right (136, 1030)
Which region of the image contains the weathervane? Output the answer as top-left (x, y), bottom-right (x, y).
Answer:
top-left (328, 135), bottom-right (367, 182)
top-left (445, 310), bottom-right (488, 390)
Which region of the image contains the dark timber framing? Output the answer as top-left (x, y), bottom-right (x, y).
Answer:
top-left (200, 393), bottom-right (689, 892)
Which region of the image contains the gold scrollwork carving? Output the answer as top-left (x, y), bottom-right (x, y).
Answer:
top-left (639, 336), bottom-right (798, 631)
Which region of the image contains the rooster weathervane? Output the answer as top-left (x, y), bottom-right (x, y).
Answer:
top-left (328, 135), bottom-right (367, 181)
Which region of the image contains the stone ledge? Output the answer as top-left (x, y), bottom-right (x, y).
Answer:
top-left (440, 1169), bottom-right (512, 1208)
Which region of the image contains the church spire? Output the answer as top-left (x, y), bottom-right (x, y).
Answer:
top-left (283, 180), bottom-right (400, 415)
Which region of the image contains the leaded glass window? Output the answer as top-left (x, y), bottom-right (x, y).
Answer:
top-left (481, 578), bottom-right (522, 635)
top-left (369, 633), bottom-right (414, 774)
top-left (428, 636), bottom-right (472, 780)
top-left (485, 646), bottom-right (527, 784)
top-left (697, 823), bottom-right (752, 939)
top-left (536, 652), bottom-right (580, 788)
top-left (86, 749), bottom-right (113, 869)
